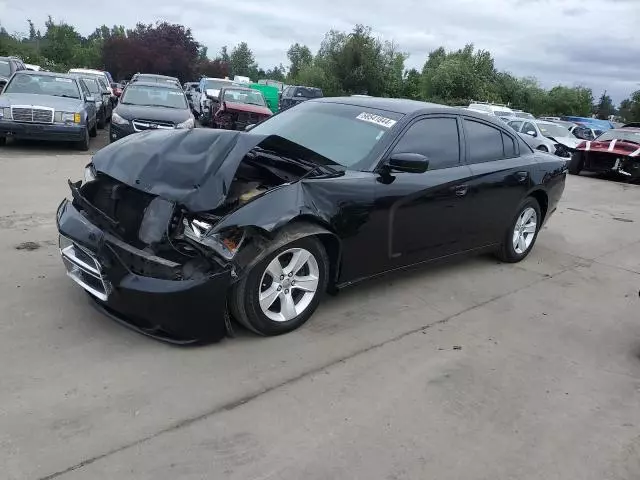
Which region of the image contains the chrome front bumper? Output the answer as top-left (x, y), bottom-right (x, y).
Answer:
top-left (59, 235), bottom-right (111, 301)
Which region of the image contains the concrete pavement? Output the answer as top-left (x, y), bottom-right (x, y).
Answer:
top-left (0, 145), bottom-right (639, 479)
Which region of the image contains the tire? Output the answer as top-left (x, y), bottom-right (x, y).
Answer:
top-left (77, 128), bottom-right (90, 151)
top-left (537, 145), bottom-right (549, 153)
top-left (568, 152), bottom-right (583, 175)
top-left (97, 110), bottom-right (106, 129)
top-left (89, 122), bottom-right (97, 138)
top-left (0, 136), bottom-right (6, 146)
top-left (495, 197), bottom-right (541, 263)
top-left (230, 236), bottom-right (329, 336)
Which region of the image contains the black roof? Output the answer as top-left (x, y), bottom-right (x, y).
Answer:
top-left (133, 73), bottom-right (179, 81)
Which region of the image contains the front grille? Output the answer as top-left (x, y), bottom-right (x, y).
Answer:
top-left (11, 106), bottom-right (54, 124)
top-left (586, 153), bottom-right (617, 171)
top-left (237, 112), bottom-right (260, 124)
top-left (79, 175), bottom-right (156, 246)
top-left (132, 119), bottom-right (175, 132)
top-left (60, 238), bottom-right (110, 301)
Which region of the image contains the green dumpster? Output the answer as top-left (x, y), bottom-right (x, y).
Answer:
top-left (249, 83), bottom-right (280, 114)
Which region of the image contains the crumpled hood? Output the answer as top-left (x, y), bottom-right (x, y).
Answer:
top-left (91, 128), bottom-right (269, 212)
top-left (548, 136), bottom-right (581, 149)
top-left (224, 101), bottom-right (272, 116)
top-left (576, 139), bottom-right (640, 157)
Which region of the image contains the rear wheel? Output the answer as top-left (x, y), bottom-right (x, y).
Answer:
top-left (230, 236), bottom-right (329, 336)
top-left (495, 197), bottom-right (541, 263)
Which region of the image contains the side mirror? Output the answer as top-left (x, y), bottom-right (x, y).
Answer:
top-left (86, 95), bottom-right (95, 103)
top-left (245, 124), bottom-right (256, 131)
top-left (387, 152), bottom-right (429, 173)
top-left (526, 130), bottom-right (536, 136)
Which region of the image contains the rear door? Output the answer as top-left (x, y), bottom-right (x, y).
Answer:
top-left (461, 117), bottom-right (536, 246)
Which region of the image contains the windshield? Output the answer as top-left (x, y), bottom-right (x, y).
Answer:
top-left (537, 123), bottom-right (576, 139)
top-left (595, 129), bottom-right (640, 144)
top-left (0, 60), bottom-right (11, 77)
top-left (204, 79), bottom-right (232, 90)
top-left (294, 87), bottom-right (322, 98)
top-left (79, 78), bottom-right (100, 94)
top-left (515, 112), bottom-right (535, 119)
top-left (5, 73), bottom-right (80, 98)
top-left (223, 89), bottom-right (266, 106)
top-left (121, 85), bottom-right (187, 109)
top-left (248, 101), bottom-right (402, 169)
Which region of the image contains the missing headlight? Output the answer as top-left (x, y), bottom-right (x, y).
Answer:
top-left (182, 218), bottom-right (245, 260)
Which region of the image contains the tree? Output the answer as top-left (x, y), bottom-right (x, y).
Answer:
top-left (402, 68), bottom-right (422, 100)
top-left (594, 91), bottom-right (615, 119)
top-left (619, 91), bottom-right (640, 122)
top-left (287, 43), bottom-right (313, 78)
top-left (229, 42), bottom-right (256, 78)
top-left (219, 45), bottom-right (230, 64)
top-left (28, 19), bottom-right (37, 40)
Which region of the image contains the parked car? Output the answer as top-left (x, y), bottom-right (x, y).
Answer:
top-left (507, 119), bottom-right (580, 157)
top-left (111, 83), bottom-right (124, 98)
top-left (506, 119), bottom-right (559, 154)
top-left (208, 86), bottom-right (272, 130)
top-left (561, 116), bottom-right (614, 131)
top-left (467, 102), bottom-right (515, 118)
top-left (569, 124), bottom-right (605, 141)
top-left (24, 63), bottom-right (42, 71)
top-left (69, 74), bottom-right (112, 129)
top-left (0, 71), bottom-right (98, 150)
top-left (56, 97), bottom-right (566, 343)
top-left (0, 56), bottom-right (28, 90)
top-left (547, 119), bottom-right (578, 130)
top-left (279, 85), bottom-right (323, 111)
top-left (109, 81), bottom-right (194, 143)
top-left (192, 77), bottom-right (237, 122)
top-left (130, 73), bottom-right (181, 88)
top-left (512, 110), bottom-right (535, 119)
top-left (183, 82), bottom-right (199, 110)
top-left (568, 127), bottom-right (640, 179)
top-left (68, 68), bottom-right (116, 107)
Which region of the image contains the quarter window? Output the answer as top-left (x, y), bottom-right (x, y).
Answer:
top-left (391, 117), bottom-right (460, 170)
top-left (508, 120), bottom-right (523, 131)
top-left (522, 122), bottom-right (537, 136)
top-left (464, 119), bottom-right (508, 164)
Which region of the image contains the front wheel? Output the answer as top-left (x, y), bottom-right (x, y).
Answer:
top-left (230, 236), bottom-right (329, 336)
top-left (495, 197), bottom-right (541, 263)
top-left (568, 152), bottom-right (583, 175)
top-left (76, 128), bottom-right (90, 151)
top-left (97, 110), bottom-right (106, 129)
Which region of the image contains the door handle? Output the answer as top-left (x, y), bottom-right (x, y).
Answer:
top-left (451, 185), bottom-right (468, 196)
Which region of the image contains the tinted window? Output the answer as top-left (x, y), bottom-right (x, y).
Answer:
top-left (392, 117), bottom-right (460, 170)
top-left (464, 119), bottom-right (506, 164)
top-left (502, 133), bottom-right (516, 157)
top-left (0, 60), bottom-right (11, 77)
top-left (120, 85), bottom-right (187, 109)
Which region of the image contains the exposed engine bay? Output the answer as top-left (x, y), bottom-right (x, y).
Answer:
top-left (70, 145), bottom-right (322, 281)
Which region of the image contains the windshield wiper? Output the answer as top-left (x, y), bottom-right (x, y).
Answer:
top-left (252, 146), bottom-right (343, 176)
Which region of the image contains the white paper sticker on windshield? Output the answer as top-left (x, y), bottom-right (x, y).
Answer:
top-left (356, 112), bottom-right (397, 128)
top-left (55, 78), bottom-right (73, 83)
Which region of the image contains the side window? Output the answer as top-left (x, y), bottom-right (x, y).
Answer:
top-left (392, 117), bottom-right (460, 170)
top-left (502, 133), bottom-right (517, 158)
top-left (79, 80), bottom-right (90, 98)
top-left (463, 119), bottom-right (505, 164)
top-left (522, 122), bottom-right (537, 137)
top-left (508, 120), bottom-right (523, 131)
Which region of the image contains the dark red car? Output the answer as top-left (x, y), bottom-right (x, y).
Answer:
top-left (111, 83), bottom-right (124, 98)
top-left (212, 87), bottom-right (272, 130)
top-left (569, 126), bottom-right (640, 179)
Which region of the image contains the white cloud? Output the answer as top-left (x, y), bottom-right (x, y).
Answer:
top-left (2, 0), bottom-right (638, 102)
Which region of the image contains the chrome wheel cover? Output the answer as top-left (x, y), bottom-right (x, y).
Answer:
top-left (512, 207), bottom-right (537, 255)
top-left (259, 248), bottom-right (320, 322)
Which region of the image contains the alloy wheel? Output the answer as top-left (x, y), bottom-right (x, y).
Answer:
top-left (512, 207), bottom-right (537, 255)
top-left (258, 248), bottom-right (320, 322)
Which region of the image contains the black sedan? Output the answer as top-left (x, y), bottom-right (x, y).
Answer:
top-left (56, 97), bottom-right (567, 344)
top-left (109, 81), bottom-right (195, 142)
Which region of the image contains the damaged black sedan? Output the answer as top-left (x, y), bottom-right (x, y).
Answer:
top-left (57, 97), bottom-right (567, 344)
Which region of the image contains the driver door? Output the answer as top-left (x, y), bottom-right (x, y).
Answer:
top-left (374, 115), bottom-right (475, 270)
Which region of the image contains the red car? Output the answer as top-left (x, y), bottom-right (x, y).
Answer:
top-left (211, 87), bottom-right (272, 130)
top-left (111, 83), bottom-right (124, 97)
top-left (569, 126), bottom-right (640, 179)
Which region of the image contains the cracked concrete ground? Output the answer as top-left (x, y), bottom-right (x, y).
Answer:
top-left (1, 145), bottom-right (639, 480)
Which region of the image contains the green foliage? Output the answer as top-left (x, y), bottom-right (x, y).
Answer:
top-left (0, 18), bottom-right (624, 118)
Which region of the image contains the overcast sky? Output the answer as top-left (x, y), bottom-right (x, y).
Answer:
top-left (1, 0), bottom-right (638, 103)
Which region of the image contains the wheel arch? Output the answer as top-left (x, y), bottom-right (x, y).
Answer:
top-left (527, 188), bottom-right (548, 222)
